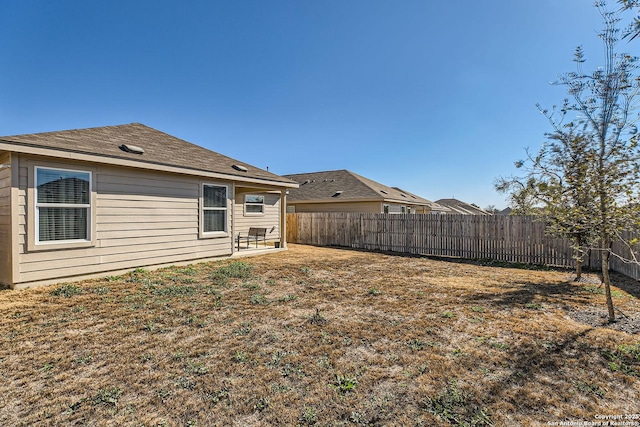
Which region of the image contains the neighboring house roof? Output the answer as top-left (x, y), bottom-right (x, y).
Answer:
top-left (0, 123), bottom-right (297, 187)
top-left (435, 198), bottom-right (490, 215)
top-left (391, 187), bottom-right (451, 213)
top-left (498, 207), bottom-right (513, 215)
top-left (283, 169), bottom-right (438, 208)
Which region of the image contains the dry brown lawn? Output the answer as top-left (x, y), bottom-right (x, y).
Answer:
top-left (0, 244), bottom-right (639, 426)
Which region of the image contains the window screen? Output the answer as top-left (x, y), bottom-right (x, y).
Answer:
top-left (203, 184), bottom-right (227, 233)
top-left (36, 168), bottom-right (91, 242)
top-left (245, 194), bottom-right (265, 214)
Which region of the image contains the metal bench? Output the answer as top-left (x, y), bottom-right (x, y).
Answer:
top-left (237, 227), bottom-right (267, 250)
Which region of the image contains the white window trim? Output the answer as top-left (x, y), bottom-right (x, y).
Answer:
top-left (26, 160), bottom-right (96, 252)
top-left (34, 166), bottom-right (93, 246)
top-left (200, 182), bottom-right (230, 238)
top-left (244, 194), bottom-right (265, 216)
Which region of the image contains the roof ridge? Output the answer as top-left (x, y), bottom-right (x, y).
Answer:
top-left (1, 122), bottom-right (147, 139)
top-left (284, 169), bottom-right (348, 177)
top-left (344, 170), bottom-right (387, 199)
top-left (0, 123), bottom-right (296, 186)
top-left (284, 169), bottom-right (436, 205)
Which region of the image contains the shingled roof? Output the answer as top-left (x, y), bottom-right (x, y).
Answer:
top-left (392, 187), bottom-right (451, 213)
top-left (283, 169), bottom-right (439, 208)
top-left (0, 123), bottom-right (296, 186)
top-left (435, 198), bottom-right (490, 215)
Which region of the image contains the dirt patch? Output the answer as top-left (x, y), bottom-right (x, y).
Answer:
top-left (565, 306), bottom-right (640, 334)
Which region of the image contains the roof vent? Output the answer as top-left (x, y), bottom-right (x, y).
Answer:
top-left (232, 164), bottom-right (248, 172)
top-left (120, 144), bottom-right (145, 154)
top-left (380, 190), bottom-right (388, 194)
top-left (400, 193), bottom-right (407, 198)
top-left (332, 191), bottom-right (343, 197)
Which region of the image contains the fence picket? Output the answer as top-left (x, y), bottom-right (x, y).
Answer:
top-left (286, 213), bottom-right (640, 279)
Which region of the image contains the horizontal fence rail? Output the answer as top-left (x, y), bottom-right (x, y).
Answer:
top-left (286, 213), bottom-right (640, 280)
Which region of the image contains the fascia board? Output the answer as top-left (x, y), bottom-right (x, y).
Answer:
top-left (382, 198), bottom-right (431, 206)
top-left (0, 142), bottom-right (298, 188)
top-left (288, 198), bottom-right (382, 204)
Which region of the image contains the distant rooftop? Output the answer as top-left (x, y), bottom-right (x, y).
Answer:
top-left (284, 169), bottom-right (442, 209)
top-left (435, 198), bottom-right (490, 215)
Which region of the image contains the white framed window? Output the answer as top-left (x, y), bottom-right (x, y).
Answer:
top-left (245, 194), bottom-right (265, 215)
top-left (401, 206), bottom-right (407, 214)
top-left (35, 167), bottom-right (92, 244)
top-left (201, 183), bottom-right (228, 236)
top-left (383, 204), bottom-right (389, 214)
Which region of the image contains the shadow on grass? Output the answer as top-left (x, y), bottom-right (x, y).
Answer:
top-left (328, 244), bottom-right (640, 300)
top-left (413, 251), bottom-right (639, 301)
top-left (465, 278), bottom-right (640, 334)
top-left (609, 271), bottom-right (640, 300)
top-left (479, 327), bottom-right (600, 416)
top-left (465, 279), bottom-right (589, 308)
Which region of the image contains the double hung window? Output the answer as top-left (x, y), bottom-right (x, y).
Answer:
top-left (35, 167), bottom-right (91, 243)
top-left (202, 184), bottom-right (228, 234)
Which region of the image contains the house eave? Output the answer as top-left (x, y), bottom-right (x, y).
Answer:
top-left (0, 141), bottom-right (298, 189)
top-left (382, 198), bottom-right (431, 206)
top-left (288, 197), bottom-right (430, 206)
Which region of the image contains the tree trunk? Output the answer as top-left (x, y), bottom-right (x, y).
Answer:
top-left (601, 244), bottom-right (615, 323)
top-left (575, 235), bottom-right (582, 281)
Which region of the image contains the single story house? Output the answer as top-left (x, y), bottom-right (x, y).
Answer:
top-left (435, 198), bottom-right (490, 215)
top-left (0, 123), bottom-right (298, 289)
top-left (283, 169), bottom-right (445, 214)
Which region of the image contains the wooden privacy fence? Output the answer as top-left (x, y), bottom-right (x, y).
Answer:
top-left (286, 213), bottom-right (640, 280)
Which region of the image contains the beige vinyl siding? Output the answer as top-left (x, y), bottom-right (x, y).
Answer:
top-left (16, 157), bottom-right (234, 286)
top-left (291, 201), bottom-right (382, 214)
top-left (17, 160), bottom-right (26, 257)
top-left (411, 206), bottom-right (430, 214)
top-left (0, 153), bottom-right (11, 285)
top-left (234, 192), bottom-right (281, 242)
top-left (387, 203), bottom-right (431, 214)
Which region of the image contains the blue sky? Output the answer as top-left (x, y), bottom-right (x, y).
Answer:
top-left (1, 1), bottom-right (635, 209)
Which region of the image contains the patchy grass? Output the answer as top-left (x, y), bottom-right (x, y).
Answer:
top-left (50, 283), bottom-right (83, 298)
top-left (0, 244), bottom-right (638, 426)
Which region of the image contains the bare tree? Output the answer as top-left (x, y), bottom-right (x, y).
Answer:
top-left (498, 2), bottom-right (640, 322)
top-left (619, 0), bottom-right (640, 39)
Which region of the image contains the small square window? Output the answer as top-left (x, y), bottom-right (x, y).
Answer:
top-left (245, 194), bottom-right (265, 215)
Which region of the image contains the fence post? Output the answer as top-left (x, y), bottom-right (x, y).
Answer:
top-left (285, 213), bottom-right (640, 279)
